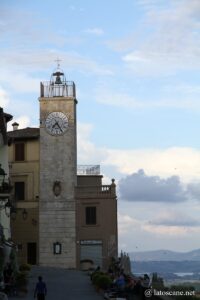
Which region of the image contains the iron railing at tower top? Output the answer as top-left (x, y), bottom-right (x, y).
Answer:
top-left (77, 165), bottom-right (100, 176)
top-left (40, 81), bottom-right (76, 98)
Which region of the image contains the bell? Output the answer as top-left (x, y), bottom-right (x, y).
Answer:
top-left (55, 74), bottom-right (62, 84)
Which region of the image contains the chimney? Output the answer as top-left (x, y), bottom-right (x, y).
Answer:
top-left (12, 122), bottom-right (19, 131)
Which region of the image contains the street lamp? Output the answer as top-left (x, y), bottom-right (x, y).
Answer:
top-left (22, 209), bottom-right (28, 220)
top-left (9, 207), bottom-right (28, 221)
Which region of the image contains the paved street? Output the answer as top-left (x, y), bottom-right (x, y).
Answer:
top-left (9, 266), bottom-right (103, 300)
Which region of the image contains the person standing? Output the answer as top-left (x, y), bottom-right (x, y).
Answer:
top-left (34, 276), bottom-right (47, 300)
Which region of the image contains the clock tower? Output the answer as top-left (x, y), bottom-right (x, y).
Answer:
top-left (39, 64), bottom-right (77, 268)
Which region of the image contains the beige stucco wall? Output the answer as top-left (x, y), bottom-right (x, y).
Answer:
top-left (9, 138), bottom-right (39, 163)
top-left (11, 208), bottom-right (39, 264)
top-left (9, 139), bottom-right (40, 203)
top-left (77, 175), bottom-right (103, 186)
top-left (8, 138), bottom-right (40, 263)
top-left (76, 192), bottom-right (118, 270)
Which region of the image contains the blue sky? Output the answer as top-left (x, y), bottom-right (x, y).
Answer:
top-left (1, 0), bottom-right (200, 253)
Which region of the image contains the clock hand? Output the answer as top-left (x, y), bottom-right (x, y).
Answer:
top-left (52, 120), bottom-right (57, 128)
top-left (54, 121), bottom-right (63, 132)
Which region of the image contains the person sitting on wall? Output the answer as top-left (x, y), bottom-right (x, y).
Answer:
top-left (114, 272), bottom-right (126, 291)
top-left (141, 274), bottom-right (150, 299)
top-left (133, 277), bottom-right (142, 295)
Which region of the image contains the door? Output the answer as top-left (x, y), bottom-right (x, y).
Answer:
top-left (27, 243), bottom-right (37, 265)
top-left (80, 244), bottom-right (102, 267)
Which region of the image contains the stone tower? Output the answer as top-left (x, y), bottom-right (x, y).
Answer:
top-left (39, 64), bottom-right (77, 268)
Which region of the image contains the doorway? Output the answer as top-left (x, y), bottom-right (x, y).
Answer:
top-left (80, 243), bottom-right (102, 268)
top-left (27, 243), bottom-right (37, 265)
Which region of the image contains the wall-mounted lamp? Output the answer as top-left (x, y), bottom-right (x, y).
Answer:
top-left (22, 209), bottom-right (28, 220)
top-left (10, 208), bottom-right (28, 221)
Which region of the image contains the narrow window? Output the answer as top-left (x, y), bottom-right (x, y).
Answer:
top-left (15, 182), bottom-right (25, 201)
top-left (86, 207), bottom-right (96, 225)
top-left (15, 143), bottom-right (25, 161)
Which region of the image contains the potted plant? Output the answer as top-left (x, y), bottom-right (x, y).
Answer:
top-left (15, 271), bottom-right (28, 296)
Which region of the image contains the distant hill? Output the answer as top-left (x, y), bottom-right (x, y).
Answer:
top-left (129, 249), bottom-right (200, 261)
top-left (131, 260), bottom-right (200, 274)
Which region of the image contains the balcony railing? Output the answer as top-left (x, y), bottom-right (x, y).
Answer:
top-left (76, 184), bottom-right (116, 198)
top-left (77, 165), bottom-right (100, 176)
top-left (40, 81), bottom-right (76, 98)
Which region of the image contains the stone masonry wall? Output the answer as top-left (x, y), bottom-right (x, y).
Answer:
top-left (39, 97), bottom-right (77, 268)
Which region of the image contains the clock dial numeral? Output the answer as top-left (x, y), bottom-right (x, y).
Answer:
top-left (45, 112), bottom-right (68, 136)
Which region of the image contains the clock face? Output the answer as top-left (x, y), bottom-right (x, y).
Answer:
top-left (45, 112), bottom-right (68, 135)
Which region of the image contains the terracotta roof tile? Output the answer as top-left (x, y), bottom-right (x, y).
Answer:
top-left (7, 127), bottom-right (39, 140)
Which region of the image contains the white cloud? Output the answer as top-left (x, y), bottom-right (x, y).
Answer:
top-left (95, 90), bottom-right (145, 109)
top-left (109, 0), bottom-right (200, 75)
top-left (84, 28), bottom-right (104, 36)
top-left (149, 210), bottom-right (200, 227)
top-left (118, 213), bottom-right (141, 234)
top-left (7, 115), bottom-right (31, 131)
top-left (163, 84), bottom-right (200, 95)
top-left (142, 224), bottom-right (189, 236)
top-left (0, 7), bottom-right (112, 82)
top-left (77, 122), bottom-right (108, 164)
top-left (118, 211), bottom-right (200, 241)
top-left (95, 89), bottom-right (200, 111)
top-left (0, 71), bottom-right (39, 93)
top-left (104, 147), bottom-right (200, 183)
top-left (142, 212), bottom-right (200, 236)
top-left (16, 116), bottom-right (31, 129)
top-left (0, 49), bottom-right (113, 82)
top-left (0, 86), bottom-right (10, 108)
top-left (137, 0), bottom-right (167, 9)
top-left (77, 121), bottom-right (200, 184)
top-left (0, 6), bottom-right (73, 48)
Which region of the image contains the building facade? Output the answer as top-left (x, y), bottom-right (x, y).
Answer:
top-left (8, 67), bottom-right (118, 270)
top-left (8, 126), bottom-right (39, 265)
top-left (0, 108), bottom-right (13, 274)
top-left (76, 173), bottom-right (117, 269)
top-left (0, 108), bottom-right (13, 239)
